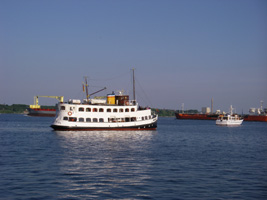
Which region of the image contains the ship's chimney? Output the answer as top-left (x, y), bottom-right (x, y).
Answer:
top-left (211, 98), bottom-right (213, 113)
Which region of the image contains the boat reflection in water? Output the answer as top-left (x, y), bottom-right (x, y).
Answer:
top-left (53, 130), bottom-right (157, 199)
top-left (54, 130), bottom-right (157, 140)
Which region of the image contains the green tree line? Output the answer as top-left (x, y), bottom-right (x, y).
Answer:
top-left (0, 104), bottom-right (55, 114)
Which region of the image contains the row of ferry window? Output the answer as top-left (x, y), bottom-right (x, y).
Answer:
top-left (63, 116), bottom-right (151, 122)
top-left (64, 117), bottom-right (137, 122)
top-left (61, 106), bottom-right (135, 112)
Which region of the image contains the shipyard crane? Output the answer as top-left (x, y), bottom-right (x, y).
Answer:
top-left (30, 96), bottom-right (64, 109)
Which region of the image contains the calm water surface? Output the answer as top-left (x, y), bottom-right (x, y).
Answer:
top-left (0, 114), bottom-right (266, 199)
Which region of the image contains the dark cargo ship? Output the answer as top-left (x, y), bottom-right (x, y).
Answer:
top-left (27, 108), bottom-right (56, 117)
top-left (27, 96), bottom-right (63, 117)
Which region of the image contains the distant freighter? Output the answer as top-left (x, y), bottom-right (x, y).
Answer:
top-left (27, 108), bottom-right (56, 117)
top-left (175, 113), bottom-right (219, 120)
top-left (27, 96), bottom-right (63, 117)
top-left (243, 115), bottom-right (267, 122)
top-left (175, 100), bottom-right (219, 120)
top-left (242, 105), bottom-right (267, 122)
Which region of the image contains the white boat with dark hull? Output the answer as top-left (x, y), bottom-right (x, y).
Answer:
top-left (216, 105), bottom-right (243, 126)
top-left (51, 70), bottom-right (158, 131)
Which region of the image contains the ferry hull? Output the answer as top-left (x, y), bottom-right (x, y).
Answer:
top-left (51, 121), bottom-right (157, 131)
top-left (27, 108), bottom-right (56, 117)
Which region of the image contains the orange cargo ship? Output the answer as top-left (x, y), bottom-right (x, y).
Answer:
top-left (243, 115), bottom-right (267, 122)
top-left (175, 113), bottom-right (219, 120)
top-left (242, 103), bottom-right (267, 122)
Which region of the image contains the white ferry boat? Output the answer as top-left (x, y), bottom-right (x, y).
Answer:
top-left (216, 105), bottom-right (243, 126)
top-left (51, 70), bottom-right (158, 131)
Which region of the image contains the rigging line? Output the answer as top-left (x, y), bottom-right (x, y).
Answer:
top-left (135, 77), bottom-right (154, 107)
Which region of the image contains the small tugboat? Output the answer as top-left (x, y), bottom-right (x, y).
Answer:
top-left (216, 105), bottom-right (243, 126)
top-left (51, 69), bottom-right (158, 131)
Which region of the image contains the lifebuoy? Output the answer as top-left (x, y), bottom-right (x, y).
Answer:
top-left (68, 112), bottom-right (72, 116)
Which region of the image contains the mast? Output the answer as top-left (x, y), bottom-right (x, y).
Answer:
top-left (132, 68), bottom-right (136, 105)
top-left (84, 76), bottom-right (89, 101)
top-left (230, 105), bottom-right (233, 115)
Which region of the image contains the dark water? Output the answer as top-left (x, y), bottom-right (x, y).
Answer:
top-left (0, 114), bottom-right (266, 200)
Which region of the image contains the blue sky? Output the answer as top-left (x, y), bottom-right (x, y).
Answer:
top-left (1, 0), bottom-right (266, 113)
